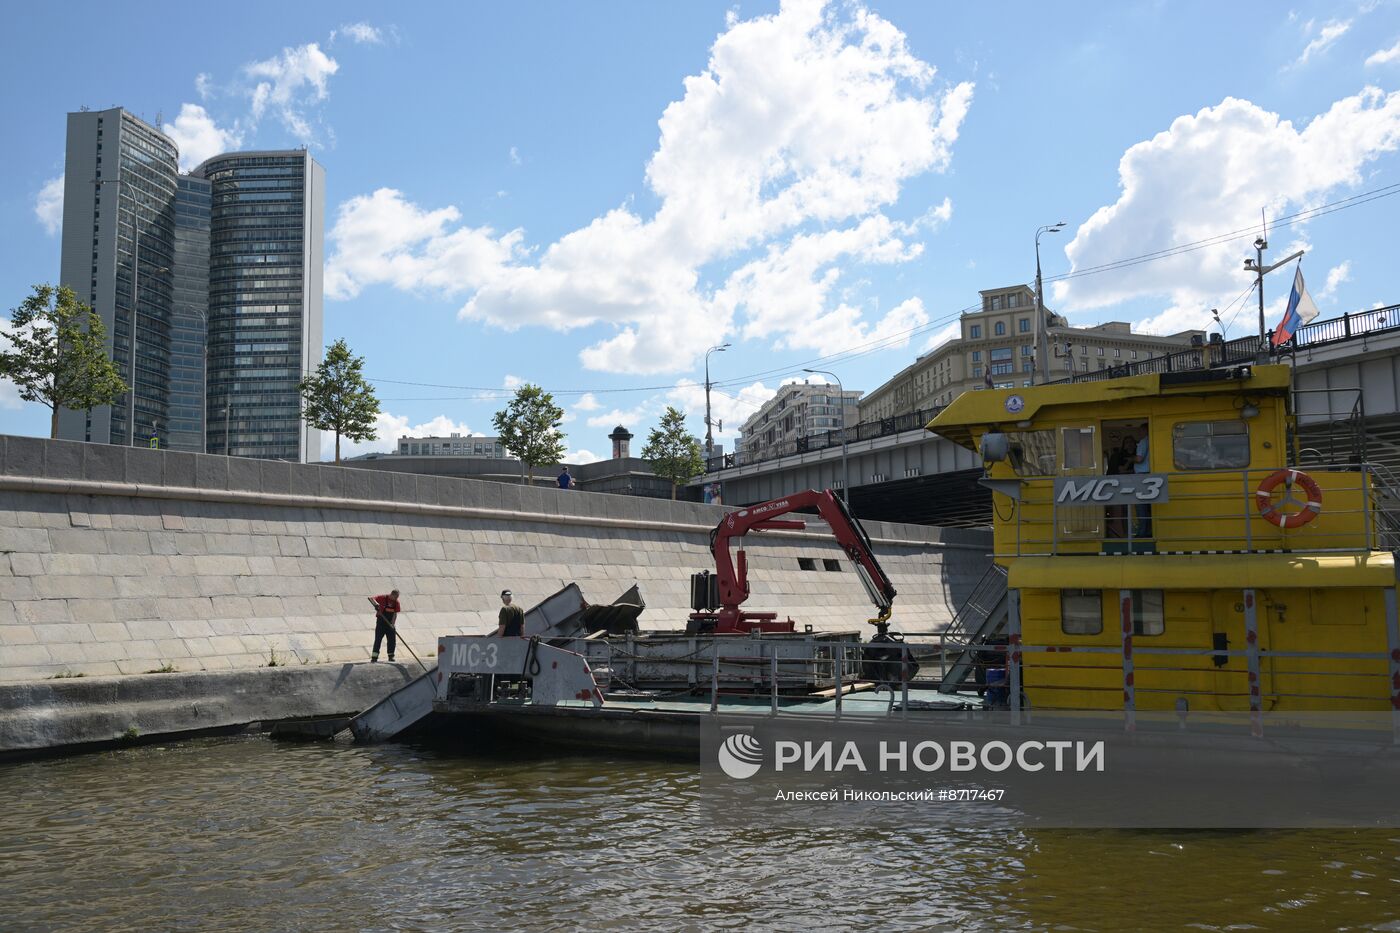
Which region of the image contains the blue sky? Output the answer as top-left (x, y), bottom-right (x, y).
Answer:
top-left (3, 0), bottom-right (1399, 461)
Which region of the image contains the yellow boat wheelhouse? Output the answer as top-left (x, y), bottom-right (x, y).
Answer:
top-left (927, 363), bottom-right (1400, 715)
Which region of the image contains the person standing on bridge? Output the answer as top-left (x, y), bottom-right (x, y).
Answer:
top-left (368, 589), bottom-right (402, 662)
top-left (496, 589), bottom-right (525, 637)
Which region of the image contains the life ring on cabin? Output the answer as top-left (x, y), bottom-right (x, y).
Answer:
top-left (1255, 469), bottom-right (1323, 529)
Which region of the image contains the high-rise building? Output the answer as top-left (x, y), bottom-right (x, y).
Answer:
top-left (193, 151), bottom-right (324, 461)
top-left (166, 176), bottom-right (211, 452)
top-left (56, 108), bottom-right (179, 447)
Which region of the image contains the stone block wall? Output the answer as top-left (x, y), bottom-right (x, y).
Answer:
top-left (0, 435), bottom-right (991, 682)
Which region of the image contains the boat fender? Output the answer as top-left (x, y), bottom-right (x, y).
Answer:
top-left (1255, 469), bottom-right (1323, 529)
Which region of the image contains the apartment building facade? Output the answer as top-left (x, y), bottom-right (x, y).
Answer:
top-left (861, 284), bottom-right (1205, 422)
top-left (738, 382), bottom-right (861, 464)
top-left (397, 434), bottom-right (514, 458)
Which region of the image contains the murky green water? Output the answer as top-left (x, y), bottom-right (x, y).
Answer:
top-left (3, 736), bottom-right (1399, 931)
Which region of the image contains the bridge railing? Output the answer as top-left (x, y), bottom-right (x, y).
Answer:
top-left (706, 405), bottom-right (948, 473)
top-left (707, 304), bottom-right (1400, 474)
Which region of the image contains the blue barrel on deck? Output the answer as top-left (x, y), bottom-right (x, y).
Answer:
top-left (984, 668), bottom-right (1008, 708)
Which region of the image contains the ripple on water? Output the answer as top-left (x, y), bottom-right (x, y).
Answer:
top-left (2, 736), bottom-right (1400, 931)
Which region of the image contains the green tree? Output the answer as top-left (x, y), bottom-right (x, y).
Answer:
top-left (0, 284), bottom-right (127, 439)
top-left (492, 383), bottom-right (566, 484)
top-left (642, 406), bottom-right (703, 500)
top-left (298, 338), bottom-right (380, 463)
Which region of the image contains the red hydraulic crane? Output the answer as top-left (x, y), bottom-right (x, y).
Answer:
top-left (688, 489), bottom-right (898, 635)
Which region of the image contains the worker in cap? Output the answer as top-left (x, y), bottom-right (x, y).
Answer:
top-left (367, 588), bottom-right (401, 662)
top-left (496, 588), bottom-right (524, 637)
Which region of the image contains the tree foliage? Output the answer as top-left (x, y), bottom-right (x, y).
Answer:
top-left (0, 284), bottom-right (127, 438)
top-left (298, 338), bottom-right (380, 463)
top-left (642, 406), bottom-right (703, 499)
top-left (492, 383), bottom-right (567, 484)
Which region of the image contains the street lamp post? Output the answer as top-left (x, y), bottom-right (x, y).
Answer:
top-left (1034, 222), bottom-right (1066, 384)
top-left (703, 342), bottom-right (730, 464)
top-left (803, 368), bottom-right (848, 505)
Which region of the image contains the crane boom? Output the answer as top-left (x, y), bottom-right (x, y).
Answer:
top-left (689, 489), bottom-right (898, 634)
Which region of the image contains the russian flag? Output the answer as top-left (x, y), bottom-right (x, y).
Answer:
top-left (1270, 264), bottom-right (1320, 347)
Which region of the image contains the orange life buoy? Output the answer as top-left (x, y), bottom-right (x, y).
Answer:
top-left (1255, 469), bottom-right (1323, 529)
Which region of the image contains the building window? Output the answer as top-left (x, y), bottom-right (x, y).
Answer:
top-left (1021, 345), bottom-right (1034, 356)
top-left (973, 366), bottom-right (983, 378)
top-left (1114, 348), bottom-right (1122, 358)
top-left (1019, 318), bottom-right (1030, 333)
top-left (990, 347), bottom-right (1012, 361)
top-left (970, 324), bottom-right (982, 339)
top-left (1080, 359), bottom-right (1089, 371)
top-left (1022, 361), bottom-right (1033, 373)
top-left (1130, 350), bottom-right (1138, 359)
top-left (1061, 589), bottom-right (1102, 635)
top-left (972, 351), bottom-right (982, 362)
top-left (995, 322), bottom-right (1006, 336)
top-left (1096, 347), bottom-right (1105, 356)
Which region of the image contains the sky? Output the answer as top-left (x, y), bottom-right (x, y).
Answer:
top-left (3, 0), bottom-right (1399, 462)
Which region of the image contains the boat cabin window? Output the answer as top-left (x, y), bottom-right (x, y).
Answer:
top-left (1061, 589), bottom-right (1102, 634)
top-left (1060, 589), bottom-right (1164, 635)
top-left (1005, 429), bottom-right (1057, 477)
top-left (1172, 420), bottom-right (1249, 470)
top-left (1130, 590), bottom-right (1165, 635)
top-left (1061, 427), bottom-right (1097, 471)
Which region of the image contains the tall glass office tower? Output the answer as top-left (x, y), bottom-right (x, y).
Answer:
top-left (166, 176), bottom-right (211, 452)
top-left (193, 151), bottom-right (323, 461)
top-left (57, 108), bottom-right (178, 446)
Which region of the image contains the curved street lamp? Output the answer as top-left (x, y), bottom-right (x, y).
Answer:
top-left (803, 368), bottom-right (848, 505)
top-left (1034, 222), bottom-right (1066, 384)
top-left (704, 342), bottom-right (730, 463)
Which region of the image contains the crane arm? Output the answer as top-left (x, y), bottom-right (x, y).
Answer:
top-left (710, 489), bottom-right (897, 627)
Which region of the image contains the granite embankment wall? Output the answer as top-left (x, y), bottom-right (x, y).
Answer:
top-left (0, 435), bottom-right (992, 683)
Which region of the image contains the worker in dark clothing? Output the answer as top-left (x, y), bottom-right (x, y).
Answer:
top-left (496, 589), bottom-right (525, 637)
top-left (368, 589), bottom-right (401, 662)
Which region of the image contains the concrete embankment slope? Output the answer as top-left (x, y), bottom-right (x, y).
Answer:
top-left (0, 435), bottom-right (991, 685)
top-left (0, 662), bottom-right (417, 758)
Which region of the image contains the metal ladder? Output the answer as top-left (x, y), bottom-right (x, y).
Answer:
top-left (936, 563), bottom-right (1010, 693)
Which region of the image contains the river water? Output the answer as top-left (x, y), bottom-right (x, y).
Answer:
top-left (3, 736), bottom-right (1399, 932)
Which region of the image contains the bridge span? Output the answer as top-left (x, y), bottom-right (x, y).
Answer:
top-left (696, 304), bottom-right (1400, 526)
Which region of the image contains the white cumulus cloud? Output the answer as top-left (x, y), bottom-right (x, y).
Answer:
top-left (325, 0), bottom-right (971, 375)
top-left (1319, 260), bottom-right (1352, 299)
top-left (165, 103), bottom-right (243, 171)
top-left (333, 22), bottom-right (384, 45)
top-left (245, 42), bottom-right (339, 143)
top-left (574, 392), bottom-right (601, 411)
top-left (1054, 88), bottom-right (1400, 336)
top-left (323, 188), bottom-right (524, 300)
top-left (566, 449), bottom-right (601, 465)
top-left (1295, 19), bottom-right (1352, 67)
top-left (34, 175), bottom-right (63, 236)
top-left (1367, 40), bottom-right (1400, 66)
